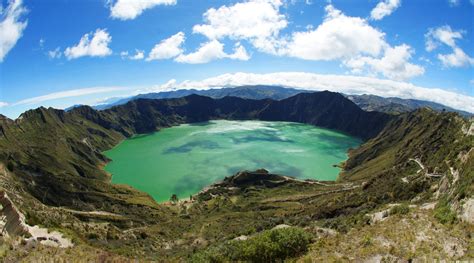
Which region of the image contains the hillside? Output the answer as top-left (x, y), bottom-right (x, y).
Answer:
top-left (346, 94), bottom-right (472, 116)
top-left (0, 92), bottom-right (472, 261)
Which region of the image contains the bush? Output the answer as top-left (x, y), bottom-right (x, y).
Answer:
top-left (389, 203), bottom-right (410, 215)
top-left (191, 227), bottom-right (312, 262)
top-left (434, 199), bottom-right (457, 225)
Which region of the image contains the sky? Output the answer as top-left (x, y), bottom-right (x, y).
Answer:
top-left (0, 0), bottom-right (473, 118)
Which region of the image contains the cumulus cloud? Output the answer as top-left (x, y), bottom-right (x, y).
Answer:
top-left (189, 2), bottom-right (422, 80)
top-left (425, 25), bottom-right (463, 51)
top-left (175, 40), bottom-right (249, 64)
top-left (193, 0), bottom-right (287, 54)
top-left (121, 49), bottom-right (144, 60)
top-left (284, 5), bottom-right (386, 60)
top-left (282, 5), bottom-right (423, 80)
top-left (344, 44), bottom-right (425, 81)
top-left (437, 47), bottom-right (474, 67)
top-left (370, 0), bottom-right (401, 20)
top-left (108, 0), bottom-right (177, 20)
top-left (13, 86), bottom-right (128, 106)
top-left (64, 29), bottom-right (112, 60)
top-left (0, 0), bottom-right (28, 62)
top-left (425, 25), bottom-right (474, 67)
top-left (149, 72), bottom-right (474, 113)
top-left (147, 32), bottom-right (185, 61)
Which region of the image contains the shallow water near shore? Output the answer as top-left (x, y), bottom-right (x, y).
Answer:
top-left (104, 120), bottom-right (362, 202)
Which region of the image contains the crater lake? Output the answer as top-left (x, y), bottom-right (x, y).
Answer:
top-left (104, 120), bottom-right (362, 202)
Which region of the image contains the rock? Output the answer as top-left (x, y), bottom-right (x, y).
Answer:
top-left (0, 191), bottom-right (29, 237)
top-left (443, 238), bottom-right (466, 258)
top-left (192, 237), bottom-right (207, 246)
top-left (233, 235), bottom-right (248, 241)
top-left (272, 224), bottom-right (291, 230)
top-left (420, 202), bottom-right (436, 210)
top-left (369, 210), bottom-right (388, 224)
top-left (460, 198), bottom-right (474, 224)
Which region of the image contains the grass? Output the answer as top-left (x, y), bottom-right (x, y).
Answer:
top-left (389, 203), bottom-right (410, 215)
top-left (434, 197), bottom-right (458, 225)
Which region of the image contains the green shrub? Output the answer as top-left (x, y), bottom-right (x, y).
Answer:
top-left (191, 227), bottom-right (312, 262)
top-left (434, 198), bottom-right (457, 225)
top-left (389, 203), bottom-right (410, 215)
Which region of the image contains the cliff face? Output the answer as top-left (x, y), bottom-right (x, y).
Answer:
top-left (0, 190), bottom-right (29, 237)
top-left (74, 91), bottom-right (392, 140)
top-left (257, 92), bottom-right (390, 139)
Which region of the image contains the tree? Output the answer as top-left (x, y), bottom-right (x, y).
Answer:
top-left (170, 194), bottom-right (178, 203)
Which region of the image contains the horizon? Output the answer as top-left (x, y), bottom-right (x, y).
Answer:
top-left (1, 0), bottom-right (474, 118)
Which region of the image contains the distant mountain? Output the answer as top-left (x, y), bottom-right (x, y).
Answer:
top-left (345, 94), bottom-right (472, 117)
top-left (90, 85), bottom-right (471, 117)
top-left (93, 85), bottom-right (305, 110)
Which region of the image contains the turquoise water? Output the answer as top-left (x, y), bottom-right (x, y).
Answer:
top-left (104, 120), bottom-right (362, 202)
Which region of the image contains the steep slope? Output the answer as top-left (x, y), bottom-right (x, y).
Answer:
top-left (0, 92), bottom-right (472, 261)
top-left (78, 91), bottom-right (391, 140)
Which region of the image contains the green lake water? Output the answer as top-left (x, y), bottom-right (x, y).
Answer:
top-left (104, 120), bottom-right (362, 202)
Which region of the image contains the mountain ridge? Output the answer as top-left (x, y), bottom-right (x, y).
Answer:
top-left (79, 85), bottom-right (472, 117)
top-left (0, 91), bottom-right (472, 261)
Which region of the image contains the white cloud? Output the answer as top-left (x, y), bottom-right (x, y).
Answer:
top-left (344, 44), bottom-right (425, 81)
top-left (13, 87), bottom-right (128, 106)
top-left (448, 0), bottom-right (459, 6)
top-left (370, 0), bottom-right (401, 20)
top-left (121, 49), bottom-right (144, 60)
top-left (425, 25), bottom-right (463, 51)
top-left (281, 5), bottom-right (423, 80)
top-left (0, 102), bottom-right (8, 108)
top-left (0, 0), bottom-right (28, 62)
top-left (193, 0), bottom-right (287, 54)
top-left (39, 38), bottom-right (45, 49)
top-left (227, 42), bottom-right (251, 61)
top-left (284, 5), bottom-right (386, 60)
top-left (151, 72), bottom-right (474, 113)
top-left (438, 47), bottom-right (474, 67)
top-left (425, 25), bottom-right (474, 68)
top-left (64, 29), bottom-right (112, 60)
top-left (108, 0), bottom-right (177, 20)
top-left (48, 47), bottom-right (62, 59)
top-left (147, 32), bottom-right (185, 61)
top-left (190, 2), bottom-right (422, 80)
top-left (175, 40), bottom-right (250, 64)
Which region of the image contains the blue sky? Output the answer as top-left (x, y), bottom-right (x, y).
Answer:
top-left (0, 0), bottom-right (473, 118)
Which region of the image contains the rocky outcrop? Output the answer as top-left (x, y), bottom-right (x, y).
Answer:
top-left (218, 169), bottom-right (293, 188)
top-left (0, 190), bottom-right (73, 248)
top-left (460, 198), bottom-right (474, 224)
top-left (0, 190), bottom-right (29, 237)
